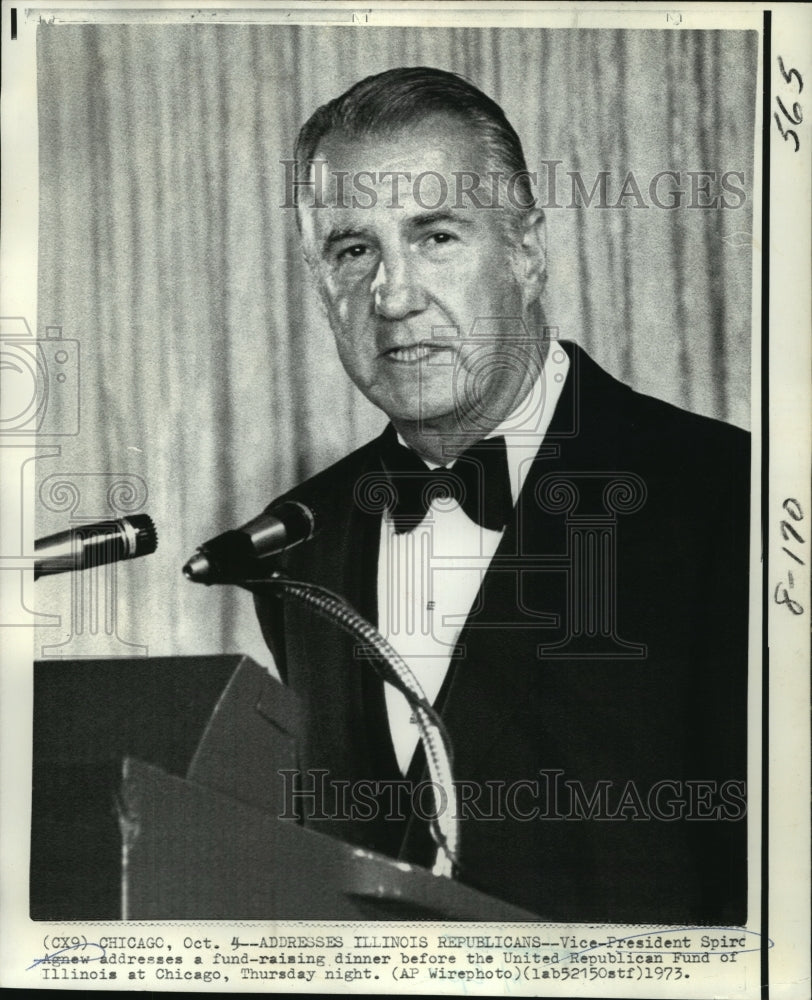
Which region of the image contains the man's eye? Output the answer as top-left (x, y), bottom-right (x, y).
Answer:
top-left (427, 232), bottom-right (456, 246)
top-left (338, 244), bottom-right (368, 261)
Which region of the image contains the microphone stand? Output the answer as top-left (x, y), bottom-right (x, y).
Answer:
top-left (240, 570), bottom-right (460, 880)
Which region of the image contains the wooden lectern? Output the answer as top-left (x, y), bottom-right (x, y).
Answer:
top-left (119, 656), bottom-right (539, 921)
top-left (34, 654), bottom-right (537, 920)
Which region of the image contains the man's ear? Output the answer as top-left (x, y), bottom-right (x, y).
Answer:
top-left (519, 208), bottom-right (547, 299)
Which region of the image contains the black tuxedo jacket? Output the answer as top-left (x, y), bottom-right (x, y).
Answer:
top-left (253, 341), bottom-right (750, 924)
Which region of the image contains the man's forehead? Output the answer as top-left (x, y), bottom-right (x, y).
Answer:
top-left (316, 114), bottom-right (485, 163)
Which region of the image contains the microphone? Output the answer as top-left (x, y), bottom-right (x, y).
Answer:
top-left (34, 514), bottom-right (158, 580)
top-left (182, 501), bottom-right (316, 585)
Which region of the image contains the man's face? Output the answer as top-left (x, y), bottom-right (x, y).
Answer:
top-left (299, 115), bottom-right (545, 434)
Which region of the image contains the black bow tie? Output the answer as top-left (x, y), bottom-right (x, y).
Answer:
top-left (379, 429), bottom-right (514, 533)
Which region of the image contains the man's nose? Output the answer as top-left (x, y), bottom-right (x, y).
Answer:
top-left (370, 255), bottom-right (427, 320)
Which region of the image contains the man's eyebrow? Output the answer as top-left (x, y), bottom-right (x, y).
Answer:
top-left (409, 209), bottom-right (474, 230)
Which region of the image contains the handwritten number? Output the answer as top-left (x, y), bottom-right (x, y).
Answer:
top-left (782, 498), bottom-right (803, 521)
top-left (780, 520), bottom-right (805, 545)
top-left (774, 583), bottom-right (804, 616)
top-left (778, 55), bottom-right (803, 94)
top-left (776, 498), bottom-right (806, 613)
top-left (775, 58), bottom-right (804, 151)
top-left (776, 95), bottom-right (803, 125)
top-left (774, 112), bottom-right (801, 152)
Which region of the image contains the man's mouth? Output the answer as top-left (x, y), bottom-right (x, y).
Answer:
top-left (384, 343), bottom-right (449, 363)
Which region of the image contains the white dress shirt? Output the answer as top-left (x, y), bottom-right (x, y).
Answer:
top-left (378, 348), bottom-right (571, 774)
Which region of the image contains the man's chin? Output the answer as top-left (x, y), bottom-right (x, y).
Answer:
top-left (372, 395), bottom-right (450, 425)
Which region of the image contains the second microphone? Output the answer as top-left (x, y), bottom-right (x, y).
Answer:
top-left (183, 501), bottom-right (317, 585)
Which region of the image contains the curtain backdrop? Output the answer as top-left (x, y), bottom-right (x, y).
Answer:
top-left (35, 25), bottom-right (757, 665)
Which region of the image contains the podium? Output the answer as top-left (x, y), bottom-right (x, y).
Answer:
top-left (121, 656), bottom-right (538, 920)
top-left (32, 655), bottom-right (540, 921)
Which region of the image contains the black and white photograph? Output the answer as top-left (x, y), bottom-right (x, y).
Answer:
top-left (0, 2), bottom-right (809, 996)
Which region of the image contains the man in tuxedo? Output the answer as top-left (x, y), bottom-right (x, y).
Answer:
top-left (253, 67), bottom-right (750, 924)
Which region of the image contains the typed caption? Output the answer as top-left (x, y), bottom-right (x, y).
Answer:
top-left (26, 925), bottom-right (765, 993)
